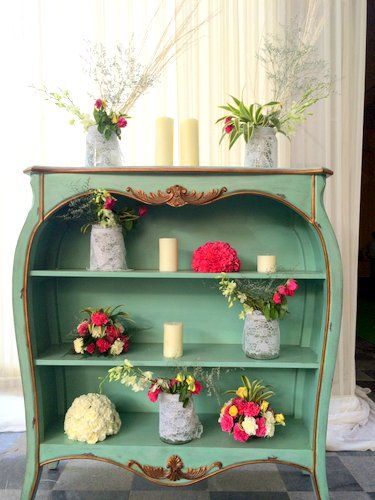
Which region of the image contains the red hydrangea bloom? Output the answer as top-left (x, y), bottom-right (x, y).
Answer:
top-left (85, 343), bottom-right (96, 354)
top-left (105, 324), bottom-right (120, 342)
top-left (96, 338), bottom-right (111, 353)
top-left (220, 413), bottom-right (234, 433)
top-left (243, 401), bottom-right (260, 417)
top-left (103, 197), bottom-right (116, 210)
top-left (91, 312), bottom-right (109, 326)
top-left (192, 241), bottom-right (241, 273)
top-left (255, 417), bottom-right (267, 437)
top-left (233, 423), bottom-right (249, 442)
top-left (77, 321), bottom-right (89, 336)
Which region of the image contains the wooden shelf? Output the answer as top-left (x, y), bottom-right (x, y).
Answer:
top-left (40, 412), bottom-right (312, 466)
top-left (35, 343), bottom-right (320, 369)
top-left (30, 269), bottom-right (326, 280)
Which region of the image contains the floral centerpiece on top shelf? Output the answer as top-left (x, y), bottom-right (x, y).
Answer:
top-left (104, 361), bottom-right (203, 444)
top-left (219, 375), bottom-right (285, 442)
top-left (72, 305), bottom-right (132, 356)
top-left (218, 275), bottom-right (298, 359)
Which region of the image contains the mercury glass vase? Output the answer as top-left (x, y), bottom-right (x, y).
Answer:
top-left (159, 393), bottom-right (203, 444)
top-left (89, 225), bottom-right (127, 271)
top-left (244, 127), bottom-right (277, 168)
top-left (85, 126), bottom-right (123, 167)
top-left (242, 310), bottom-right (280, 359)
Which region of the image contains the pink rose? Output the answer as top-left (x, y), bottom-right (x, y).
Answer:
top-left (117, 117), bottom-right (128, 128)
top-left (255, 417), bottom-right (267, 437)
top-left (273, 292), bottom-right (282, 304)
top-left (85, 343), bottom-right (96, 354)
top-left (96, 338), bottom-right (111, 353)
top-left (91, 312), bottom-right (109, 326)
top-left (233, 423), bottom-right (249, 442)
top-left (103, 197), bottom-right (116, 210)
top-left (77, 321), bottom-right (89, 336)
top-left (243, 401), bottom-right (260, 417)
top-left (285, 279), bottom-right (298, 296)
top-left (278, 285), bottom-right (287, 296)
top-left (95, 99), bottom-right (103, 109)
top-left (225, 125), bottom-right (234, 134)
top-left (220, 413), bottom-right (234, 433)
top-left (192, 380), bottom-right (203, 395)
top-left (147, 386), bottom-right (161, 403)
top-left (138, 206), bottom-right (148, 217)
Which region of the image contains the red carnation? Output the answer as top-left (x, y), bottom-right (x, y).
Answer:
top-left (192, 241), bottom-right (241, 273)
top-left (273, 292), bottom-right (282, 304)
top-left (85, 343), bottom-right (96, 354)
top-left (95, 99), bottom-right (104, 109)
top-left (138, 206), bottom-right (148, 217)
top-left (105, 324), bottom-right (120, 343)
top-left (96, 338), bottom-right (111, 353)
top-left (148, 386), bottom-right (161, 403)
top-left (120, 335), bottom-right (130, 353)
top-left (103, 197), bottom-right (116, 210)
top-left (225, 124), bottom-right (234, 134)
top-left (225, 116), bottom-right (232, 124)
top-left (91, 312), bottom-right (109, 326)
top-left (77, 321), bottom-right (89, 336)
top-left (192, 380), bottom-right (203, 395)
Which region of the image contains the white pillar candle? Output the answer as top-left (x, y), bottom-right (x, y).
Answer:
top-left (179, 118), bottom-right (199, 166)
top-left (159, 238), bottom-right (178, 272)
top-left (257, 255), bottom-right (277, 273)
top-left (163, 322), bottom-right (183, 358)
top-left (155, 117), bottom-right (174, 166)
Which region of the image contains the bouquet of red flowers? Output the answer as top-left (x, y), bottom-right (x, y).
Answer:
top-left (72, 306), bottom-right (131, 356)
top-left (219, 375), bottom-right (285, 442)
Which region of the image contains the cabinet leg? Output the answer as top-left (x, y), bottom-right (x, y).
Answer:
top-left (312, 469), bottom-right (329, 500)
top-left (47, 461), bottom-right (60, 470)
top-left (21, 458), bottom-right (41, 500)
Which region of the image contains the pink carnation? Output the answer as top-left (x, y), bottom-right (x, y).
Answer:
top-left (95, 98), bottom-right (104, 109)
top-left (85, 343), bottom-right (96, 354)
top-left (278, 285), bottom-right (287, 295)
top-left (233, 398), bottom-right (247, 415)
top-left (117, 117), bottom-right (128, 128)
top-left (77, 321), bottom-right (89, 336)
top-left (285, 279), bottom-right (298, 296)
top-left (192, 241), bottom-right (241, 273)
top-left (105, 324), bottom-right (120, 343)
top-left (273, 292), bottom-right (282, 304)
top-left (120, 335), bottom-right (130, 353)
top-left (148, 386), bottom-right (161, 403)
top-left (192, 380), bottom-right (203, 395)
top-left (243, 401), bottom-right (260, 417)
top-left (103, 197), bottom-right (116, 210)
top-left (220, 413), bottom-right (234, 433)
top-left (233, 423), bottom-right (249, 442)
top-left (255, 417), bottom-right (267, 437)
top-left (91, 312), bottom-right (109, 326)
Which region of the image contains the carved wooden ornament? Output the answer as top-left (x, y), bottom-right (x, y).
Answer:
top-left (128, 454), bottom-right (223, 481)
top-left (125, 184), bottom-right (228, 207)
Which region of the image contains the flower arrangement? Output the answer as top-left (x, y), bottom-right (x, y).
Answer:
top-left (64, 393), bottom-right (121, 444)
top-left (192, 241), bottom-right (241, 273)
top-left (219, 376), bottom-right (285, 442)
top-left (105, 361), bottom-right (202, 408)
top-left (73, 306), bottom-right (132, 356)
top-left (218, 274), bottom-right (298, 321)
top-left (81, 189), bottom-right (147, 233)
top-left (93, 99), bottom-right (129, 140)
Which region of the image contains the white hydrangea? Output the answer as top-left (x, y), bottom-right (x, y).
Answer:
top-left (64, 393), bottom-right (121, 444)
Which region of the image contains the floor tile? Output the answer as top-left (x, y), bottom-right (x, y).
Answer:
top-left (276, 464), bottom-right (313, 491)
top-left (338, 455), bottom-right (375, 491)
top-left (0, 456), bottom-right (26, 489)
top-left (209, 493), bottom-right (289, 500)
top-left (287, 493), bottom-right (315, 500)
top-left (129, 492), bottom-right (209, 500)
top-left (326, 455), bottom-right (363, 491)
top-left (132, 475), bottom-right (207, 491)
top-left (207, 463), bottom-right (285, 492)
top-left (50, 492), bottom-right (129, 500)
top-left (0, 490), bottom-right (21, 500)
top-left (0, 433), bottom-right (23, 454)
top-left (329, 493), bottom-right (373, 499)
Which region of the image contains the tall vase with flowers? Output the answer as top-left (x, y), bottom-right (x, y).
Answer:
top-left (104, 361), bottom-right (203, 444)
top-left (218, 275), bottom-right (299, 359)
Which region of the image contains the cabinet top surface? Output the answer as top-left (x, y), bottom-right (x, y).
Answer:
top-left (24, 166), bottom-right (333, 176)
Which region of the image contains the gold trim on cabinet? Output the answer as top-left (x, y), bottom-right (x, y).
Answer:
top-left (311, 175), bottom-right (316, 223)
top-left (126, 185), bottom-right (228, 206)
top-left (38, 173), bottom-right (45, 221)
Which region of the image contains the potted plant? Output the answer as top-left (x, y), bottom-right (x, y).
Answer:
top-left (219, 375), bottom-right (285, 442)
top-left (105, 361), bottom-right (203, 444)
top-left (218, 275), bottom-right (298, 359)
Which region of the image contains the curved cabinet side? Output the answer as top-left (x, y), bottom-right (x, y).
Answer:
top-left (12, 174), bottom-right (42, 499)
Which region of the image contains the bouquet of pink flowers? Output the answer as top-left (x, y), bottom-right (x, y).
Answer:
top-left (72, 306), bottom-right (131, 356)
top-left (192, 241), bottom-right (241, 273)
top-left (219, 375), bottom-right (285, 442)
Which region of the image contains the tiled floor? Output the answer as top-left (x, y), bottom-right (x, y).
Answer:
top-left (1, 339), bottom-right (374, 500)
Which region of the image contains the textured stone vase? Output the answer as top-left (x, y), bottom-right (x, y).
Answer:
top-left (85, 126), bottom-right (123, 167)
top-left (244, 127), bottom-right (277, 168)
top-left (243, 310), bottom-right (280, 359)
top-left (159, 393), bottom-right (203, 444)
top-left (89, 225), bottom-right (127, 271)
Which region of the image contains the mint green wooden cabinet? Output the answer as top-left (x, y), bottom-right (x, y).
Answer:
top-left (13, 167), bottom-right (342, 499)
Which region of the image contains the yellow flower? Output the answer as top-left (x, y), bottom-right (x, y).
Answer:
top-left (111, 114), bottom-right (118, 124)
top-left (176, 372), bottom-right (185, 383)
top-left (228, 405), bottom-right (238, 417)
top-left (236, 386), bottom-right (248, 399)
top-left (186, 375), bottom-right (196, 391)
top-left (275, 413), bottom-right (285, 425)
top-left (101, 100), bottom-right (107, 109)
top-left (260, 400), bottom-right (269, 413)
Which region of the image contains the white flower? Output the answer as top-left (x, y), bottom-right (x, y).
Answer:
top-left (110, 339), bottom-right (124, 356)
top-left (242, 416), bottom-right (258, 436)
top-left (73, 338), bottom-right (84, 354)
top-left (91, 325), bottom-right (104, 338)
top-left (124, 359), bottom-right (133, 369)
top-left (264, 410), bottom-right (275, 438)
top-left (64, 393), bottom-right (121, 444)
top-left (237, 292), bottom-right (247, 303)
top-left (143, 371), bottom-right (153, 381)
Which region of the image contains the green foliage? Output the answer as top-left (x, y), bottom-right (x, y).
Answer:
top-left (225, 376), bottom-right (274, 402)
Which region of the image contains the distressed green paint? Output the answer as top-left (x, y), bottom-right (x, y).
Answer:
top-left (13, 168), bottom-right (342, 500)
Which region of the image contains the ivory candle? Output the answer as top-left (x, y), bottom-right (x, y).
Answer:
top-left (159, 238), bottom-right (178, 272)
top-left (257, 255), bottom-right (277, 273)
top-left (179, 118), bottom-right (199, 166)
top-left (155, 117), bottom-right (174, 166)
top-left (163, 322), bottom-right (183, 358)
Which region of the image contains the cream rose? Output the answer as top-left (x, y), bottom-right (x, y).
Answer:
top-left (242, 416), bottom-right (258, 436)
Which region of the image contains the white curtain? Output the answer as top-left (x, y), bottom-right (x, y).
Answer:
top-left (0, 0), bottom-right (371, 448)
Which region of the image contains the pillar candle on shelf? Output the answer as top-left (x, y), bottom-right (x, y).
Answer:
top-left (163, 322), bottom-right (183, 358)
top-left (179, 118), bottom-right (199, 166)
top-left (257, 255), bottom-right (277, 273)
top-left (155, 117), bottom-right (174, 166)
top-left (159, 238), bottom-right (178, 272)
